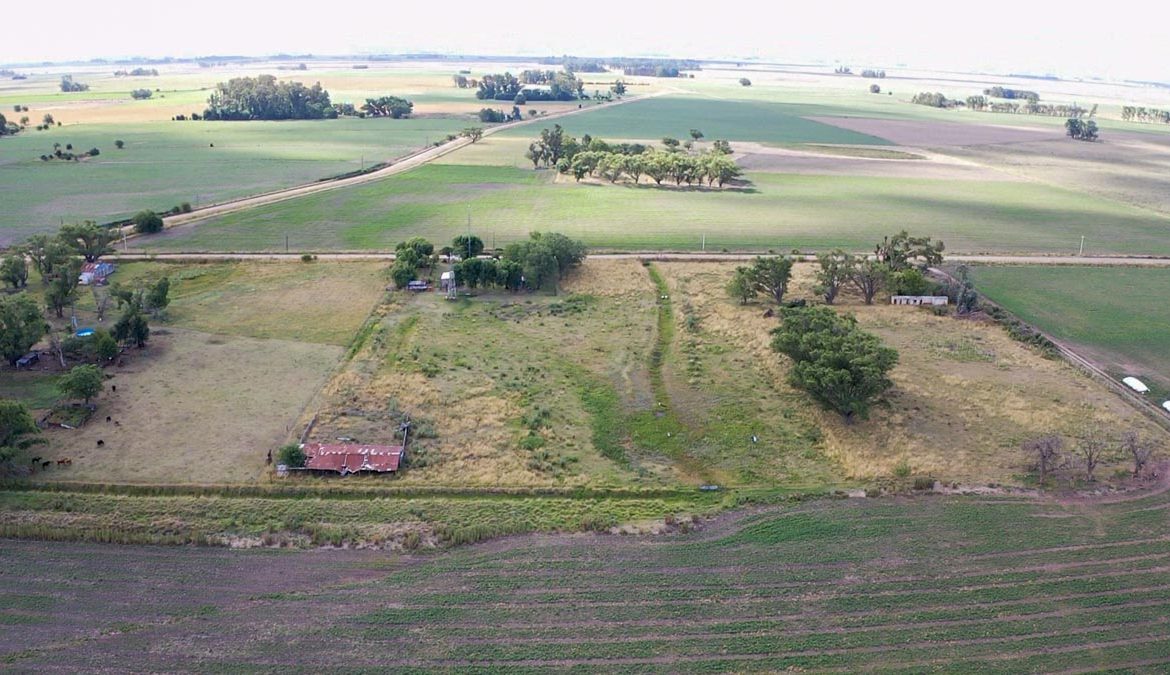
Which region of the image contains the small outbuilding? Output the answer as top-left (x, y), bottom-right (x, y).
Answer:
top-left (78, 262), bottom-right (114, 286)
top-left (406, 280), bottom-right (430, 292)
top-left (301, 443), bottom-right (405, 475)
top-left (15, 352), bottom-right (39, 369)
top-left (891, 295), bottom-right (949, 306)
top-left (1122, 377), bottom-right (1150, 394)
top-left (439, 271), bottom-right (455, 290)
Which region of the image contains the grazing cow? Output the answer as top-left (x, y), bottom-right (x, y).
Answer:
top-left (106, 416), bottom-right (112, 422)
top-left (97, 439), bottom-right (104, 447)
top-left (111, 385), bottom-right (116, 392)
top-left (57, 458), bottom-right (71, 466)
top-left (30, 456), bottom-right (42, 464)
top-left (42, 461), bottom-right (51, 470)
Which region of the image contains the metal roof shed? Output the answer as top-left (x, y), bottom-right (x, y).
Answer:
top-left (1122, 377), bottom-right (1150, 394)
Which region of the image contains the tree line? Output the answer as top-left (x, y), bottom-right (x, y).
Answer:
top-left (1064, 118), bottom-right (1099, 141)
top-left (916, 91), bottom-right (1093, 119)
top-left (1120, 107), bottom-right (1170, 124)
top-left (983, 86), bottom-right (1039, 102)
top-left (203, 75), bottom-right (334, 120)
top-left (525, 125), bottom-right (742, 188)
top-left (114, 67), bottom-right (158, 77)
top-left (474, 71), bottom-right (584, 102)
top-left (389, 232), bottom-right (586, 293)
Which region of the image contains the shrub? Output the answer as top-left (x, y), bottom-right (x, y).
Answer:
top-left (893, 459), bottom-right (912, 478)
top-left (300, 253), bottom-right (314, 262)
top-left (132, 210), bottom-right (163, 234)
top-left (87, 147), bottom-right (100, 157)
top-left (114, 139), bottom-right (124, 149)
top-left (179, 202), bottom-right (192, 213)
top-left (277, 444), bottom-right (306, 468)
top-left (913, 476), bottom-right (935, 491)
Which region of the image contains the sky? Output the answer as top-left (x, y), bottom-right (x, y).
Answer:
top-left (5, 0), bottom-right (1168, 81)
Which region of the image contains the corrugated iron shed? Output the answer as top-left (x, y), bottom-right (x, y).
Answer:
top-left (301, 443), bottom-right (404, 474)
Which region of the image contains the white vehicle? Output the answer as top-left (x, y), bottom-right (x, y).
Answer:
top-left (1122, 377), bottom-right (1150, 394)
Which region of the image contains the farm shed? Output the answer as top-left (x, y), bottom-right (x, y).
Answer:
top-left (301, 443), bottom-right (404, 474)
top-left (439, 271), bottom-right (455, 290)
top-left (78, 262), bottom-right (114, 286)
top-left (891, 295), bottom-right (948, 306)
top-left (406, 280), bottom-right (430, 292)
top-left (1122, 377), bottom-right (1150, 394)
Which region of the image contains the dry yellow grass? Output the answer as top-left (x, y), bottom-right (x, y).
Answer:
top-left (35, 329), bottom-right (341, 484)
top-left (664, 261), bottom-right (1166, 483)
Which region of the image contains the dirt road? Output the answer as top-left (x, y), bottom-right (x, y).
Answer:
top-left (107, 251), bottom-right (1170, 266)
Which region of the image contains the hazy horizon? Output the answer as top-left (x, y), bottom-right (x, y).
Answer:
top-left (4, 0), bottom-right (1168, 82)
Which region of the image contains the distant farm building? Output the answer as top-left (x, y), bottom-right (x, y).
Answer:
top-left (301, 443), bottom-right (404, 475)
top-left (891, 295), bottom-right (948, 306)
top-left (1122, 377), bottom-right (1150, 394)
top-left (78, 262), bottom-right (114, 286)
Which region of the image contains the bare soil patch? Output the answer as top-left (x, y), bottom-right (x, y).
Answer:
top-left (735, 142), bottom-right (1005, 181)
top-left (33, 328), bottom-right (341, 484)
top-left (808, 116), bottom-right (1063, 147)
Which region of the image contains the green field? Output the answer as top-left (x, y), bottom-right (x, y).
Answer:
top-left (141, 162), bottom-right (1170, 254)
top-left (499, 95), bottom-right (891, 144)
top-left (973, 265), bottom-right (1170, 399)
top-left (0, 117), bottom-right (470, 243)
top-left (4, 489), bottom-right (1170, 671)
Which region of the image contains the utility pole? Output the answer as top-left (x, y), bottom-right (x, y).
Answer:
top-left (1078, 235), bottom-right (1085, 256)
top-left (285, 234), bottom-right (289, 252)
top-left (702, 234), bottom-right (706, 252)
top-left (466, 206), bottom-right (472, 258)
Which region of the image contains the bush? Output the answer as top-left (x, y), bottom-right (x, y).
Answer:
top-left (132, 210), bottom-right (163, 234)
top-left (114, 139), bottom-right (124, 149)
top-left (87, 147), bottom-right (100, 157)
top-left (913, 476), bottom-right (935, 491)
top-left (300, 253), bottom-right (314, 262)
top-left (277, 444), bottom-right (306, 468)
top-left (179, 202), bottom-right (192, 213)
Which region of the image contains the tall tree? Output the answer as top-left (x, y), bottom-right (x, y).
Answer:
top-left (814, 250), bottom-right (852, 305)
top-left (452, 235), bottom-right (484, 259)
top-left (0, 400), bottom-right (43, 474)
top-left (874, 231), bottom-right (944, 271)
top-left (849, 259), bottom-right (889, 305)
top-left (0, 252), bottom-right (29, 289)
top-left (44, 259), bottom-right (82, 318)
top-left (58, 221), bottom-right (115, 262)
top-left (748, 256), bottom-right (793, 304)
top-left (0, 295), bottom-right (46, 365)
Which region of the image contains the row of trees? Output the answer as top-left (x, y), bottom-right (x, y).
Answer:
top-left (861, 69), bottom-right (886, 78)
top-left (1024, 430), bottom-right (1160, 484)
top-left (983, 86), bottom-right (1039, 102)
top-left (1120, 106), bottom-right (1170, 124)
top-left (524, 126), bottom-right (741, 187)
top-left (728, 233), bottom-right (947, 308)
top-left (130, 89), bottom-right (153, 100)
top-left (114, 67), bottom-right (158, 77)
top-left (203, 76), bottom-right (334, 121)
top-left (475, 71), bottom-right (584, 102)
top-left (390, 232), bottom-right (586, 293)
top-left (914, 92), bottom-right (1093, 119)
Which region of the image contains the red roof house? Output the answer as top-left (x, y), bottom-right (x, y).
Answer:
top-left (300, 443), bottom-right (404, 474)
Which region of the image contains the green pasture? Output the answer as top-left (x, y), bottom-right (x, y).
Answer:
top-left (972, 265), bottom-right (1170, 398)
top-left (142, 162), bottom-right (1170, 255)
top-left (498, 95), bottom-right (892, 144)
top-left (0, 117), bottom-right (471, 243)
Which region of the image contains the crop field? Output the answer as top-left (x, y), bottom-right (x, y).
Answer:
top-left (972, 265), bottom-right (1170, 400)
top-left (4, 488), bottom-right (1170, 671)
top-left (497, 95), bottom-right (893, 145)
top-left (141, 160), bottom-right (1170, 254)
top-left (0, 117), bottom-right (470, 243)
